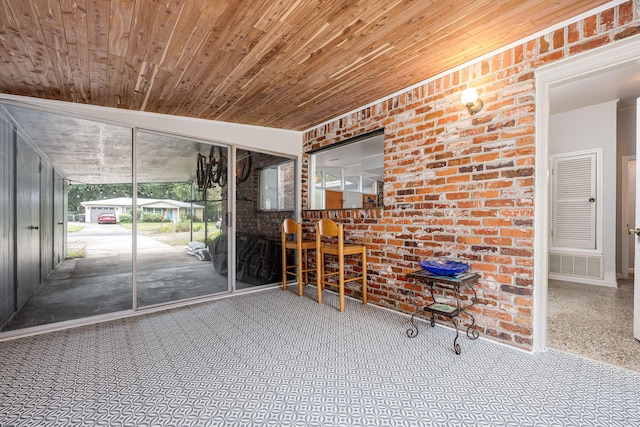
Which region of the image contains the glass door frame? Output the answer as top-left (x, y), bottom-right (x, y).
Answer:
top-left (133, 127), bottom-right (233, 309)
top-left (0, 101), bottom-right (300, 337)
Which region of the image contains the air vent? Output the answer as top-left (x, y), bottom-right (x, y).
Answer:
top-left (549, 253), bottom-right (603, 279)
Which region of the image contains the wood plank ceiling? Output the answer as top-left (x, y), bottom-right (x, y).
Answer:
top-left (0, 0), bottom-right (612, 131)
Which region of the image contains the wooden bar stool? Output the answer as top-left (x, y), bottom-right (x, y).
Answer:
top-left (281, 218), bottom-right (316, 296)
top-left (315, 218), bottom-right (367, 312)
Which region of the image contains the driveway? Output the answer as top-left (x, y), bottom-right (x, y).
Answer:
top-left (3, 222), bottom-right (224, 331)
top-left (68, 221), bottom-right (176, 254)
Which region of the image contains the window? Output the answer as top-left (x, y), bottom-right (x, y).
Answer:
top-left (362, 177), bottom-right (376, 194)
top-left (344, 175), bottom-right (360, 192)
top-left (309, 130), bottom-right (384, 209)
top-left (259, 159), bottom-right (295, 211)
top-left (143, 207), bottom-right (163, 214)
top-left (324, 170), bottom-right (342, 189)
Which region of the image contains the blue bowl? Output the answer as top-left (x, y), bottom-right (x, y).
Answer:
top-left (419, 259), bottom-right (469, 276)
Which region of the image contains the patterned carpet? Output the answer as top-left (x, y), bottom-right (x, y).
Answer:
top-left (1, 287), bottom-right (639, 426)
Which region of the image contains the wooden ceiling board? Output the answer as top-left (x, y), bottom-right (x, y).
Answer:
top-left (16, 2), bottom-right (63, 99)
top-left (35, 2), bottom-right (75, 100)
top-left (159, 4), bottom-right (249, 112)
top-left (0, 31), bottom-right (26, 93)
top-left (124, 0), bottom-right (168, 110)
top-left (60, 0), bottom-right (92, 103)
top-left (87, 0), bottom-right (110, 104)
top-left (0, 1), bottom-right (45, 95)
top-left (4, 2), bottom-right (42, 84)
top-left (0, 0), bottom-right (613, 130)
top-left (151, 0), bottom-right (222, 114)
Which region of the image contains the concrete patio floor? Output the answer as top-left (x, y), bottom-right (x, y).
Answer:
top-left (1, 222), bottom-right (260, 332)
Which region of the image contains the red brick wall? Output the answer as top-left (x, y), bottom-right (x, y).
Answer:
top-left (234, 151), bottom-right (294, 241)
top-left (301, 1), bottom-right (640, 350)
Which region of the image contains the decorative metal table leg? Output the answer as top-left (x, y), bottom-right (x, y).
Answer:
top-left (462, 283), bottom-right (479, 340)
top-left (465, 312), bottom-right (479, 340)
top-left (430, 315), bottom-right (435, 327)
top-left (452, 317), bottom-right (461, 355)
top-left (406, 283), bottom-right (420, 338)
top-left (406, 311), bottom-right (419, 338)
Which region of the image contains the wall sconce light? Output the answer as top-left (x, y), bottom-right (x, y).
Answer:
top-left (461, 87), bottom-right (483, 115)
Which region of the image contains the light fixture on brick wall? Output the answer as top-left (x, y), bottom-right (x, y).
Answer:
top-left (461, 87), bottom-right (483, 115)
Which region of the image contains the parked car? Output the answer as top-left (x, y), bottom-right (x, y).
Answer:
top-left (97, 213), bottom-right (117, 224)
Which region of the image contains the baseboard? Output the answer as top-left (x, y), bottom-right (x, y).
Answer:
top-left (549, 273), bottom-right (618, 288)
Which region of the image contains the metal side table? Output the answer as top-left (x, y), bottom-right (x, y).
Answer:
top-left (406, 269), bottom-right (480, 354)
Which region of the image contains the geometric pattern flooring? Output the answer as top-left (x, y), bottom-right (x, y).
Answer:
top-left (1, 286), bottom-right (639, 426)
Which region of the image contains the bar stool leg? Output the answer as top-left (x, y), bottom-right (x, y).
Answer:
top-left (362, 249), bottom-right (367, 304)
top-left (317, 251), bottom-right (323, 304)
top-left (303, 249), bottom-right (309, 290)
top-left (338, 252), bottom-right (345, 312)
top-left (297, 241), bottom-right (304, 296)
top-left (281, 235), bottom-right (287, 291)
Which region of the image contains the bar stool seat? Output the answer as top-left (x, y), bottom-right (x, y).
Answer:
top-left (316, 218), bottom-right (367, 312)
top-left (281, 218), bottom-right (315, 296)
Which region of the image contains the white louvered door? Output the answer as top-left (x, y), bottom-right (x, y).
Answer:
top-left (551, 152), bottom-right (597, 250)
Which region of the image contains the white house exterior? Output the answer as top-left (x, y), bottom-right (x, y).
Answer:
top-left (81, 198), bottom-right (204, 223)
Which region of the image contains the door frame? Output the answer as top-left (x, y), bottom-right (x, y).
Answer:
top-left (635, 98), bottom-right (640, 341)
top-left (621, 155), bottom-right (636, 279)
top-left (533, 35), bottom-right (640, 351)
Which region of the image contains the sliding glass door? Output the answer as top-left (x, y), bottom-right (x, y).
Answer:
top-left (0, 104), bottom-right (133, 331)
top-left (0, 102), bottom-right (296, 335)
top-left (234, 148), bottom-right (296, 290)
top-left (135, 131), bottom-right (229, 307)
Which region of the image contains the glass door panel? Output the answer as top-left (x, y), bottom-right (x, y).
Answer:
top-left (0, 104), bottom-right (133, 331)
top-left (235, 149), bottom-right (296, 290)
top-left (135, 131), bottom-right (228, 307)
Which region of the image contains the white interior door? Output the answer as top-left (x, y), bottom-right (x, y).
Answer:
top-left (634, 98), bottom-right (640, 341)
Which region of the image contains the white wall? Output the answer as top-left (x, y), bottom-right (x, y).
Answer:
top-left (0, 95), bottom-right (302, 157)
top-left (549, 100), bottom-right (619, 286)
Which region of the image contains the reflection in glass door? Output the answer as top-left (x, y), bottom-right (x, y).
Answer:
top-left (0, 104), bottom-right (134, 331)
top-left (0, 105), bottom-right (298, 334)
top-left (235, 148), bottom-right (296, 290)
top-left (135, 131), bottom-right (228, 307)
top-left (0, 104), bottom-right (299, 335)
